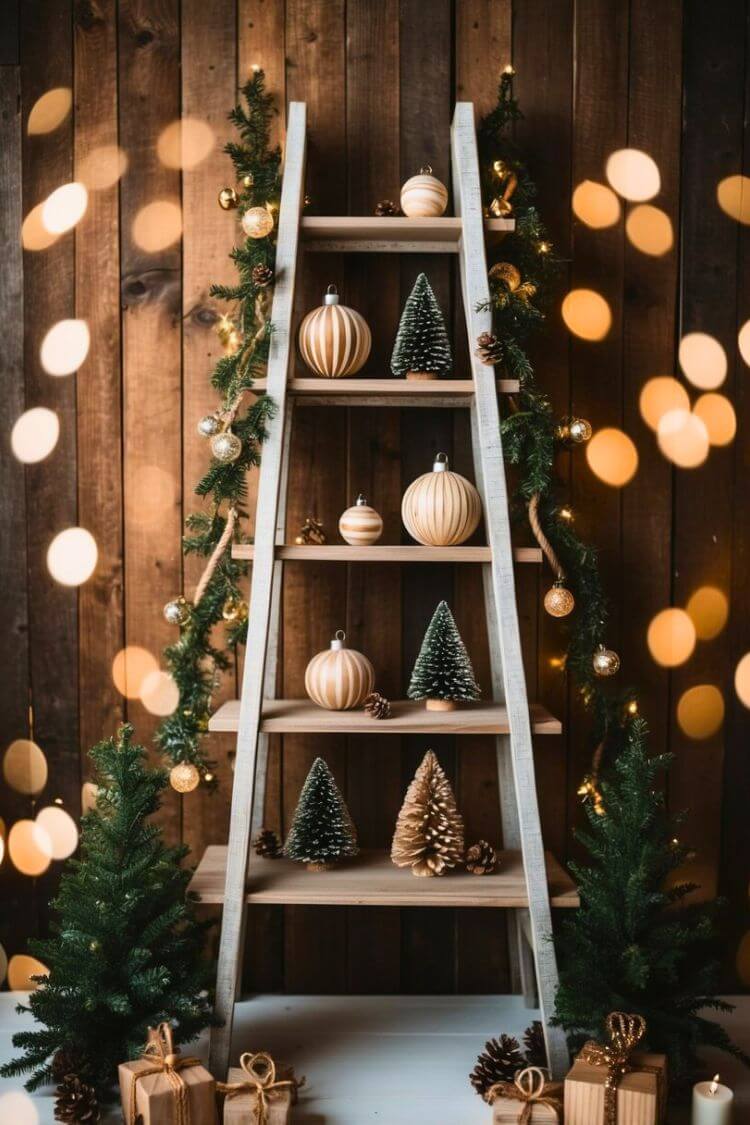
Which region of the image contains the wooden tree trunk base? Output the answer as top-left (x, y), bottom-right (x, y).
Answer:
top-left (406, 370), bottom-right (437, 381)
top-left (306, 861), bottom-right (335, 872)
top-left (425, 698), bottom-right (457, 711)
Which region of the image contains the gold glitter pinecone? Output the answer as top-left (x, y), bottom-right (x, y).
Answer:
top-left (252, 264), bottom-right (274, 288)
top-left (465, 840), bottom-right (498, 875)
top-left (363, 691), bottom-right (392, 720)
top-left (474, 331), bottom-right (503, 366)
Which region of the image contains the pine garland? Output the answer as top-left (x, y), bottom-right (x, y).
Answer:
top-left (156, 71), bottom-right (280, 780)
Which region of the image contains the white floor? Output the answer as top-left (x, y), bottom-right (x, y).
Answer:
top-left (1, 992), bottom-right (748, 1122)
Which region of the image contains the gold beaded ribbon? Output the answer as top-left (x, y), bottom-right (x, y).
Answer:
top-left (127, 1022), bottom-right (203, 1125)
top-left (217, 1051), bottom-right (300, 1124)
top-left (579, 1012), bottom-right (647, 1125)
top-left (486, 1065), bottom-right (562, 1124)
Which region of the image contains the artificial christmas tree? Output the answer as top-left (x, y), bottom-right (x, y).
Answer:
top-left (283, 757), bottom-right (358, 871)
top-left (0, 724), bottom-right (213, 1099)
top-left (390, 272), bottom-right (452, 380)
top-left (407, 600), bottom-right (480, 710)
top-left (391, 750), bottom-right (465, 876)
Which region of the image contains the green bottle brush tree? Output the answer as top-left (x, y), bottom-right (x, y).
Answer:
top-left (408, 600), bottom-right (480, 710)
top-left (283, 757), bottom-right (359, 871)
top-left (391, 272), bottom-right (452, 380)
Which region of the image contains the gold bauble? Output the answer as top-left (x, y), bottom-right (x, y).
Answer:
top-left (568, 417), bottom-right (593, 444)
top-left (544, 583), bottom-right (575, 618)
top-left (210, 431), bottom-right (242, 463)
top-left (242, 173), bottom-right (254, 188)
top-left (197, 412), bottom-right (222, 438)
top-left (163, 596), bottom-right (191, 626)
top-left (222, 596), bottom-right (248, 622)
top-left (241, 205), bottom-right (274, 239)
top-left (218, 186), bottom-right (238, 210)
top-left (489, 195), bottom-right (513, 218)
top-left (592, 644), bottom-right (620, 677)
top-left (489, 261), bottom-right (521, 291)
top-left (170, 762), bottom-right (200, 794)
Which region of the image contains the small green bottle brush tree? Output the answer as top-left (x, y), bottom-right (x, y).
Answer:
top-left (408, 600), bottom-right (480, 710)
top-left (283, 757), bottom-right (359, 871)
top-left (391, 272), bottom-right (452, 380)
top-left (0, 724), bottom-right (213, 1099)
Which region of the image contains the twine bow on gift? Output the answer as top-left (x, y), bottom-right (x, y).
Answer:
top-left (127, 1022), bottom-right (203, 1125)
top-left (218, 1051), bottom-right (301, 1125)
top-left (486, 1065), bottom-right (562, 1124)
top-left (580, 1012), bottom-right (647, 1125)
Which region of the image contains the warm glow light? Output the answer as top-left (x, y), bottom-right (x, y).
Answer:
top-left (735, 653), bottom-right (750, 707)
top-left (139, 669), bottom-right (180, 716)
top-left (8, 820), bottom-right (52, 877)
top-left (47, 527), bottom-right (98, 586)
top-left (7, 954), bottom-right (49, 992)
top-left (157, 117), bottom-right (215, 170)
top-left (132, 199), bottom-right (182, 252)
top-left (572, 180), bottom-right (620, 228)
top-left (585, 427), bottom-right (638, 487)
top-left (11, 407), bottom-right (60, 464)
top-left (739, 320), bottom-right (750, 368)
top-left (677, 685), bottom-right (725, 740)
top-left (657, 409), bottom-right (710, 468)
top-left (647, 608), bottom-right (696, 667)
top-left (678, 332), bottom-right (727, 389)
top-left (35, 806), bottom-right (79, 860)
top-left (0, 1090), bottom-right (39, 1125)
top-left (112, 646), bottom-right (159, 699)
top-left (40, 318), bottom-right (90, 376)
top-left (561, 289), bottom-right (612, 341)
top-left (693, 393), bottom-right (737, 446)
top-left (81, 780), bottom-right (98, 813)
top-left (27, 87), bottom-right (72, 135)
top-left (606, 148), bottom-right (660, 201)
top-left (625, 204), bottom-right (673, 255)
top-left (717, 175), bottom-right (750, 224)
top-left (639, 377), bottom-right (690, 432)
top-left (686, 586), bottom-right (729, 641)
top-left (21, 203), bottom-right (61, 251)
top-left (3, 739), bottom-right (48, 796)
top-left (41, 182), bottom-right (88, 233)
top-left (78, 144), bottom-right (129, 191)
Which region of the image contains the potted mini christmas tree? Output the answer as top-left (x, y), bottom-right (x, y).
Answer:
top-left (283, 757), bottom-right (359, 871)
top-left (391, 750), bottom-right (465, 876)
top-left (390, 272), bottom-right (452, 380)
top-left (408, 600), bottom-right (480, 710)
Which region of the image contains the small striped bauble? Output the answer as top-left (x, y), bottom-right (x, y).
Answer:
top-left (400, 166), bottom-right (448, 217)
top-left (402, 453), bottom-right (482, 547)
top-left (339, 494), bottom-right (383, 545)
top-left (298, 285), bottom-right (371, 378)
top-left (305, 630), bottom-right (375, 711)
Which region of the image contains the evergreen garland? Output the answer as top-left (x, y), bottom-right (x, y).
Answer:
top-left (391, 272), bottom-right (452, 378)
top-left (0, 724), bottom-right (213, 1099)
top-left (408, 600), bottom-right (480, 703)
top-left (156, 71), bottom-right (280, 780)
top-left (283, 757), bottom-right (359, 868)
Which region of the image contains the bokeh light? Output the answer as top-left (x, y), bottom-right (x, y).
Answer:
top-left (81, 780), bottom-right (98, 813)
top-left (157, 117), bottom-right (215, 170)
top-left (132, 199), bottom-right (182, 252)
top-left (7, 954), bottom-right (49, 992)
top-left (78, 144), bottom-right (129, 191)
top-left (735, 652), bottom-right (750, 707)
top-left (3, 739), bottom-right (48, 796)
top-left (40, 318), bottom-right (90, 376)
top-left (585, 427), bottom-right (638, 487)
top-left (11, 407), bottom-right (60, 464)
top-left (47, 528), bottom-right (98, 586)
top-left (41, 182), bottom-right (88, 234)
top-left (605, 149), bottom-right (660, 202)
top-left (647, 607), bottom-right (696, 667)
top-left (139, 669), bottom-right (179, 716)
top-left (676, 685), bottom-right (725, 740)
top-left (686, 586), bottom-right (729, 641)
top-left (35, 806), bottom-right (79, 860)
top-left (625, 204), bottom-right (673, 256)
top-left (8, 820), bottom-right (51, 876)
top-left (27, 87), bottom-right (72, 135)
top-left (717, 175), bottom-right (750, 224)
top-left (112, 646), bottom-right (159, 699)
top-left (639, 376), bottom-right (690, 432)
top-left (657, 409), bottom-right (710, 468)
top-left (693, 393), bottom-right (737, 446)
top-left (0, 1090), bottom-right (39, 1125)
top-left (739, 320), bottom-right (750, 368)
top-left (21, 203), bottom-right (61, 251)
top-left (678, 332), bottom-right (727, 390)
top-left (561, 289), bottom-right (612, 341)
top-left (571, 180), bottom-right (620, 228)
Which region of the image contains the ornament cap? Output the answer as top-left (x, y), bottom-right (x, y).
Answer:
top-left (331, 629), bottom-right (346, 651)
top-left (355, 493), bottom-right (368, 506)
top-left (324, 284), bottom-right (340, 305)
top-left (433, 452), bottom-right (449, 472)
top-left (419, 164), bottom-right (433, 175)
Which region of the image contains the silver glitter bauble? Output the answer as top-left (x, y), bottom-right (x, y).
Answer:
top-left (197, 413), bottom-right (222, 438)
top-left (163, 596), bottom-right (191, 626)
top-left (210, 431), bottom-right (242, 463)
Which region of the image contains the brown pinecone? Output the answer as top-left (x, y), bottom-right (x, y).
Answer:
top-left (475, 331), bottom-right (503, 366)
top-left (363, 691), bottom-right (391, 720)
top-left (523, 1020), bottom-right (547, 1068)
top-left (252, 264), bottom-right (274, 288)
top-left (465, 840), bottom-right (498, 875)
top-left (469, 1034), bottom-right (526, 1101)
top-left (51, 1046), bottom-right (82, 1084)
top-left (375, 198), bottom-right (400, 216)
top-left (54, 1074), bottom-right (100, 1123)
top-left (391, 750), bottom-right (464, 877)
top-left (253, 827), bottom-right (282, 858)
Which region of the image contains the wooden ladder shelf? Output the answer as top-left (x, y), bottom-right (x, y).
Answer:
top-left (195, 100), bottom-right (574, 1081)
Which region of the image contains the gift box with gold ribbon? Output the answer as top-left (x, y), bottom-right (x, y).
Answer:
top-left (487, 1066), bottom-right (563, 1123)
top-left (218, 1050), bottom-right (303, 1124)
top-left (118, 1022), bottom-right (217, 1125)
top-left (564, 1012), bottom-right (668, 1125)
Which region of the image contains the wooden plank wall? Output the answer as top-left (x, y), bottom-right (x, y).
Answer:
top-left (2, 0), bottom-right (749, 992)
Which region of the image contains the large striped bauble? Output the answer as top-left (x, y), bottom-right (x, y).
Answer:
top-left (298, 286), bottom-right (371, 378)
top-left (400, 166), bottom-right (448, 217)
top-left (401, 453), bottom-right (482, 547)
top-left (305, 631), bottom-right (375, 710)
top-left (339, 494), bottom-right (383, 545)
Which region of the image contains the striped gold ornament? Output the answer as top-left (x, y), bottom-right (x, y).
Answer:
top-left (400, 166), bottom-right (449, 217)
top-left (338, 494), bottom-right (383, 545)
top-left (298, 285), bottom-right (371, 378)
top-left (305, 630), bottom-right (375, 710)
top-left (401, 453), bottom-right (482, 546)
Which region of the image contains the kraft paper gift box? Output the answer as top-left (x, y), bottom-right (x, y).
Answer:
top-left (220, 1051), bottom-right (298, 1124)
top-left (565, 1047), bottom-right (667, 1125)
top-left (118, 1022), bottom-right (217, 1125)
top-left (490, 1066), bottom-right (563, 1122)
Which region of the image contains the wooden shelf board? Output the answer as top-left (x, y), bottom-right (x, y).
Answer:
top-left (300, 215), bottom-right (514, 253)
top-left (189, 846), bottom-right (578, 908)
top-left (231, 544), bottom-right (541, 563)
top-left (249, 377), bottom-right (520, 402)
top-left (208, 698), bottom-right (561, 735)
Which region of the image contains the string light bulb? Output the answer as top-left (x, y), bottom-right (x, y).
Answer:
top-left (559, 506), bottom-right (574, 522)
top-left (503, 64), bottom-right (516, 76)
top-left (537, 240), bottom-right (552, 254)
top-left (626, 700), bottom-right (639, 716)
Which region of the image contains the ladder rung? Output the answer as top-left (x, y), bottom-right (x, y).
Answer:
top-left (300, 215), bottom-right (514, 253)
top-left (248, 377), bottom-right (519, 403)
top-left (231, 544), bottom-right (541, 563)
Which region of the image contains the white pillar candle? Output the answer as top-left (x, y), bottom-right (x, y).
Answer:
top-left (692, 1075), bottom-right (733, 1125)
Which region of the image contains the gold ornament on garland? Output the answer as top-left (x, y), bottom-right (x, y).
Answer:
top-left (170, 762), bottom-right (200, 794)
top-left (222, 595), bottom-right (248, 623)
top-left (528, 494), bottom-right (576, 619)
top-left (197, 412), bottom-right (222, 438)
top-left (241, 205), bottom-right (274, 239)
top-left (163, 596), bottom-right (191, 627)
top-left (210, 430), bottom-right (242, 463)
top-left (295, 515), bottom-right (326, 545)
top-left (556, 416), bottom-right (592, 445)
top-left (592, 644), bottom-right (620, 677)
top-left (489, 261), bottom-right (521, 290)
top-left (218, 186), bottom-right (238, 210)
top-left (544, 580), bottom-right (575, 619)
top-left (242, 172), bottom-right (254, 188)
top-left (216, 314), bottom-right (242, 353)
top-left (489, 158), bottom-right (518, 217)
